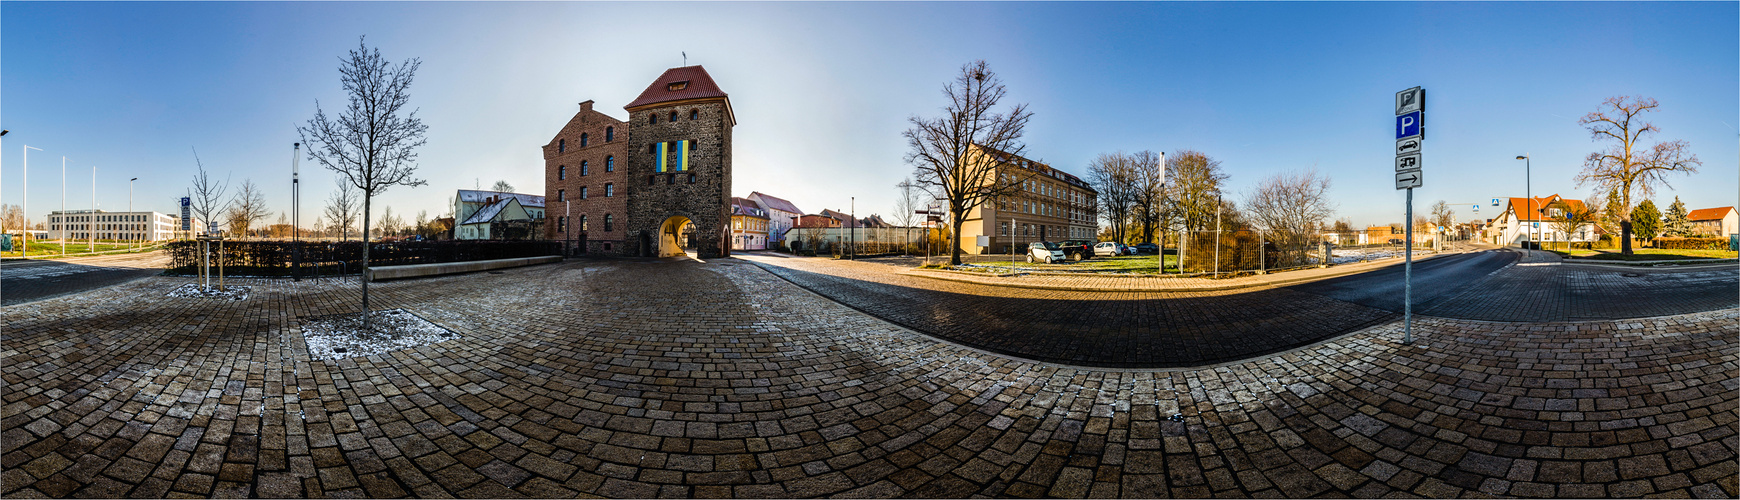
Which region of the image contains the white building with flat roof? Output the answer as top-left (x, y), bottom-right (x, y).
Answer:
top-left (46, 210), bottom-right (190, 241)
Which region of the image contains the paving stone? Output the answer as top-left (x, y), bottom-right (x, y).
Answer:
top-left (0, 258), bottom-right (1731, 498)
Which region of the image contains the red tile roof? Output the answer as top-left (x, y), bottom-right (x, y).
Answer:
top-left (1505, 194), bottom-right (1586, 222)
top-left (625, 66), bottom-right (729, 110)
top-left (1688, 206), bottom-right (1736, 221)
top-left (749, 192), bottom-right (803, 215)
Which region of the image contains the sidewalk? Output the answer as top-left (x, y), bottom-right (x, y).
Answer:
top-left (903, 248), bottom-right (1469, 292)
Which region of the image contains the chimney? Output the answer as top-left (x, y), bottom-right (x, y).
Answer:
top-left (579, 100), bottom-right (594, 113)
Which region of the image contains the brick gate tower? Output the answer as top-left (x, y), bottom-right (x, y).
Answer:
top-left (622, 66), bottom-right (735, 258)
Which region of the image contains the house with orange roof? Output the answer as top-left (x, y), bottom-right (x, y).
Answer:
top-left (1491, 194), bottom-right (1596, 246)
top-left (1687, 206), bottom-right (1738, 237)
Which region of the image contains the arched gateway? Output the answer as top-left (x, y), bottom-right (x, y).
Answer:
top-left (658, 215), bottom-right (695, 257)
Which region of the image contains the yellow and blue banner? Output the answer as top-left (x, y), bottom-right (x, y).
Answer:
top-left (656, 142), bottom-right (668, 173)
top-left (679, 140), bottom-right (690, 172)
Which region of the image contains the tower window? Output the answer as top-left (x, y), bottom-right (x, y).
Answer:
top-left (650, 114), bottom-right (657, 124)
top-left (557, 189), bottom-right (565, 202)
top-left (668, 81), bottom-right (688, 91)
top-left (558, 165), bottom-right (566, 180)
top-left (688, 173), bottom-right (696, 184)
top-left (648, 175), bottom-right (656, 185)
top-left (605, 183), bottom-right (614, 197)
top-left (667, 174), bottom-right (675, 184)
top-left (580, 133), bottom-right (588, 147)
top-left (605, 156), bottom-right (614, 172)
top-left (580, 160), bottom-right (588, 176)
top-left (669, 111), bottom-right (678, 122)
top-left (606, 127), bottom-right (614, 142)
top-left (558, 139), bottom-right (565, 153)
top-left (580, 186), bottom-right (588, 199)
top-left (580, 215), bottom-right (588, 231)
top-left (604, 214), bottom-right (614, 232)
top-left (689, 109), bottom-right (698, 120)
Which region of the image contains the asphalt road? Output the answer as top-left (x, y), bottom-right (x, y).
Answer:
top-left (748, 248), bottom-right (1737, 367)
top-left (1285, 249), bottom-right (1517, 313)
top-left (1, 252), bottom-right (167, 306)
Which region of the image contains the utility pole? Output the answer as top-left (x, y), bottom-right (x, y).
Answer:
top-left (129, 178), bottom-right (136, 251)
top-left (292, 143), bottom-right (301, 280)
top-left (61, 156), bottom-right (66, 257)
top-left (90, 165), bottom-right (96, 253)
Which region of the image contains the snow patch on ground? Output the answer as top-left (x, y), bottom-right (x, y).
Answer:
top-left (166, 283), bottom-right (252, 300)
top-left (299, 308), bottom-right (459, 361)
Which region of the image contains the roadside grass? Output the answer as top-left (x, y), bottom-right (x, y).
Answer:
top-left (1555, 248), bottom-right (1738, 261)
top-left (1, 241), bottom-right (164, 259)
top-left (962, 254), bottom-right (1180, 273)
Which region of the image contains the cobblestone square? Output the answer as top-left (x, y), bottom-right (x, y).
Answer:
top-left (2, 258), bottom-right (1735, 498)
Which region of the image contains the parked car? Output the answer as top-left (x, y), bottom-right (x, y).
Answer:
top-left (1093, 241), bottom-right (1131, 257)
top-left (1027, 242), bottom-right (1066, 264)
top-left (1058, 239), bottom-right (1094, 260)
top-left (1134, 243), bottom-right (1159, 254)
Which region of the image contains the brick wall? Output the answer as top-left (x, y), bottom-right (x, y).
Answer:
top-left (544, 101), bottom-right (630, 254)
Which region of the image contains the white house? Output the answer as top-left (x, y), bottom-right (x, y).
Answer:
top-left (747, 192), bottom-right (803, 247)
top-left (1492, 194), bottom-right (1597, 246)
top-left (1688, 206), bottom-right (1738, 237)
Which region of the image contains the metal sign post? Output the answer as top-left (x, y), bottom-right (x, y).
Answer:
top-left (1394, 86), bottom-right (1425, 345)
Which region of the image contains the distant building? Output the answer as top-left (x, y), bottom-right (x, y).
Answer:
top-left (1490, 194), bottom-right (1594, 246)
top-left (747, 192), bottom-right (802, 246)
top-left (46, 210), bottom-right (185, 241)
top-left (953, 144), bottom-right (1099, 254)
top-left (730, 197), bottom-right (769, 250)
top-left (543, 65), bottom-right (736, 258)
top-left (455, 190), bottom-right (545, 240)
top-left (1688, 206), bottom-right (1738, 237)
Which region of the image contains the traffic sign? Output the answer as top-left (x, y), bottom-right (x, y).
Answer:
top-left (1395, 171), bottom-right (1422, 190)
top-left (1491, 198), bottom-right (1500, 206)
top-left (1395, 153), bottom-right (1422, 173)
top-left (1472, 204), bottom-right (1480, 212)
top-left (1396, 137), bottom-right (1421, 155)
top-left (1396, 87), bottom-right (1423, 115)
top-left (1396, 111), bottom-right (1423, 140)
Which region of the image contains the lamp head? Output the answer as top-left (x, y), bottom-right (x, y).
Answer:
top-left (1515, 155), bottom-right (1528, 160)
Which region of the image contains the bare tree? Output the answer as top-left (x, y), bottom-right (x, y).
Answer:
top-left (1088, 152), bottom-right (1138, 244)
top-left (298, 36), bottom-right (429, 326)
top-left (323, 180), bottom-right (360, 241)
top-left (225, 180), bottom-right (272, 238)
top-left (2, 204), bottom-right (24, 235)
top-left (1547, 199), bottom-right (1598, 251)
top-left (1130, 151), bottom-right (1166, 245)
top-left (377, 206), bottom-right (405, 237)
top-left (1429, 200), bottom-right (1455, 230)
top-left (188, 148), bottom-right (229, 235)
top-left (1574, 96), bottom-right (1701, 219)
top-left (1166, 150), bottom-right (1228, 232)
top-left (491, 180), bottom-right (514, 192)
top-left (1243, 169), bottom-right (1334, 265)
top-left (414, 210), bottom-right (429, 239)
top-left (903, 60), bottom-right (1035, 265)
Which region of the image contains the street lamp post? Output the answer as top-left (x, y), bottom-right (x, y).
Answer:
top-left (23, 145), bottom-right (39, 258)
top-left (1516, 155), bottom-right (1532, 249)
top-left (90, 165), bottom-right (96, 253)
top-left (130, 178), bottom-right (136, 251)
top-left (292, 143), bottom-right (301, 281)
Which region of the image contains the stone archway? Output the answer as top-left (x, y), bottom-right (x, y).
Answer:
top-left (659, 215), bottom-right (695, 258)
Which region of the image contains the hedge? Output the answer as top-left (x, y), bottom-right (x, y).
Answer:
top-left (165, 240), bottom-right (561, 276)
top-left (1652, 237), bottom-right (1729, 250)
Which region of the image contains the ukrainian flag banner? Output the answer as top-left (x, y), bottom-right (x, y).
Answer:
top-left (656, 142), bottom-right (668, 173)
top-left (680, 140), bottom-right (691, 172)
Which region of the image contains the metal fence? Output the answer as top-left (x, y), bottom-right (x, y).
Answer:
top-left (165, 239), bottom-right (561, 276)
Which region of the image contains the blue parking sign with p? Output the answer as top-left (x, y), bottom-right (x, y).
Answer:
top-left (1396, 111), bottom-right (1422, 139)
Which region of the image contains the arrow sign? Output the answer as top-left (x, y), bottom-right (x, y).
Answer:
top-left (1395, 171), bottom-right (1422, 190)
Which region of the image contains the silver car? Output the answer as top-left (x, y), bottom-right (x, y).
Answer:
top-left (1027, 242), bottom-right (1066, 263)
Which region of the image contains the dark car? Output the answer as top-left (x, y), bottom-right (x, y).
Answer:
top-left (1058, 240), bottom-right (1094, 260)
top-left (1134, 243), bottom-right (1159, 254)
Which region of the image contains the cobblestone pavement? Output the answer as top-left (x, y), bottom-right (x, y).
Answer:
top-left (3, 259), bottom-right (1736, 498)
top-left (1, 252), bottom-right (169, 306)
top-left (745, 255), bottom-right (1397, 368)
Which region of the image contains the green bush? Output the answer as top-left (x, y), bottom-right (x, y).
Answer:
top-left (1652, 237), bottom-right (1728, 250)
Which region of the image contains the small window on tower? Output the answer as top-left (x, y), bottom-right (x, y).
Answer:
top-left (689, 109), bottom-right (698, 120)
top-left (606, 127), bottom-right (614, 142)
top-left (668, 81), bottom-right (688, 91)
top-left (669, 111), bottom-right (678, 122)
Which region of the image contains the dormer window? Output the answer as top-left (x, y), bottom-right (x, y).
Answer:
top-left (668, 81), bottom-right (689, 91)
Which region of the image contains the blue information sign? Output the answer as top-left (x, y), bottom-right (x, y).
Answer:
top-left (1396, 111), bottom-right (1422, 140)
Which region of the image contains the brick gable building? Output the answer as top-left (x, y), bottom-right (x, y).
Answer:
top-left (544, 66), bottom-right (735, 257)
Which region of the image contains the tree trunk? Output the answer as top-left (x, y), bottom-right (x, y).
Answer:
top-left (951, 213), bottom-right (965, 266)
top-left (361, 193), bottom-right (372, 329)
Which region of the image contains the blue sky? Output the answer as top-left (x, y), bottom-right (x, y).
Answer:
top-left (3, 2), bottom-right (1735, 230)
